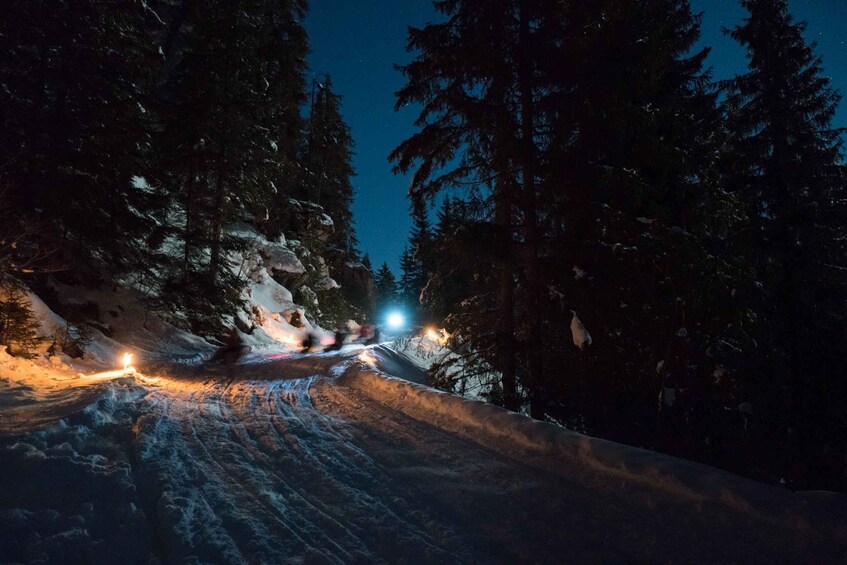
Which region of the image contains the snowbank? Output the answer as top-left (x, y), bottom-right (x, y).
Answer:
top-left (231, 224), bottom-right (330, 350)
top-left (0, 377), bottom-right (154, 563)
top-left (340, 363), bottom-right (847, 531)
top-left (388, 334), bottom-right (496, 400)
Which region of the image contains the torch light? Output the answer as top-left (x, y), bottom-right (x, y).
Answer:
top-left (123, 352), bottom-right (134, 372)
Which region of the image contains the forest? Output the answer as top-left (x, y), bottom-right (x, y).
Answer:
top-left (0, 0), bottom-right (367, 336)
top-left (389, 0), bottom-right (846, 491)
top-left (1, 0), bottom-right (845, 493)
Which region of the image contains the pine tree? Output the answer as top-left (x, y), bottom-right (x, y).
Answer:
top-left (303, 76), bottom-right (359, 255)
top-left (0, 1), bottom-right (161, 279)
top-left (373, 263), bottom-right (399, 312)
top-left (399, 200), bottom-right (434, 316)
top-left (0, 287), bottom-right (41, 358)
top-left (723, 0), bottom-right (846, 486)
top-left (391, 0), bottom-right (541, 411)
top-left (150, 0), bottom-right (309, 333)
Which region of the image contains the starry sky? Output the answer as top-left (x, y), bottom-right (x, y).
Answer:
top-left (304, 0), bottom-right (847, 275)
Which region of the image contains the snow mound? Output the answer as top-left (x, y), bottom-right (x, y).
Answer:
top-left (229, 225), bottom-right (330, 351)
top-left (340, 363), bottom-right (847, 535)
top-left (0, 379), bottom-right (154, 563)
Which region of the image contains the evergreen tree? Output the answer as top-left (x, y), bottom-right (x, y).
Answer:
top-left (303, 76), bottom-right (359, 255)
top-left (0, 287), bottom-right (41, 358)
top-left (150, 0), bottom-right (309, 333)
top-left (394, 0), bottom-right (754, 453)
top-left (361, 254), bottom-right (373, 273)
top-left (373, 262), bottom-right (399, 312)
top-left (435, 198), bottom-right (457, 240)
top-left (391, 0), bottom-right (540, 411)
top-left (0, 1), bottom-right (161, 279)
top-left (537, 0), bottom-right (733, 444)
top-left (723, 0), bottom-right (846, 486)
top-left (397, 201), bottom-right (432, 310)
top-left (398, 246), bottom-right (418, 306)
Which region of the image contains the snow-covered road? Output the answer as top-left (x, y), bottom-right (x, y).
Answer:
top-left (2, 347), bottom-right (846, 563)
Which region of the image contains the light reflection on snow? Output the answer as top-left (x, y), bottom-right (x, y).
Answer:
top-left (83, 367), bottom-right (137, 381)
top-left (358, 349), bottom-right (377, 365)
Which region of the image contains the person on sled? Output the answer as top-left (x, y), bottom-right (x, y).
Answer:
top-left (212, 326), bottom-right (249, 378)
top-left (326, 327), bottom-right (349, 352)
top-left (300, 331), bottom-right (317, 353)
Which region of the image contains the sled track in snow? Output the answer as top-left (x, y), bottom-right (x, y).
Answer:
top-left (137, 362), bottom-right (472, 563)
top-left (4, 348), bottom-right (844, 563)
top-left (132, 353), bottom-right (840, 564)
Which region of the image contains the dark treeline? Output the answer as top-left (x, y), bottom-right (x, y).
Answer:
top-left (0, 0), bottom-right (364, 335)
top-left (394, 0), bottom-right (846, 490)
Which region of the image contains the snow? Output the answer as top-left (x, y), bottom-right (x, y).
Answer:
top-left (130, 175), bottom-right (152, 192)
top-left (570, 310), bottom-right (592, 350)
top-left (231, 223), bottom-right (305, 276)
top-left (2, 290), bottom-right (846, 562)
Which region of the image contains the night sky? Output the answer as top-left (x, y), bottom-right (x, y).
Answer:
top-left (304, 0), bottom-right (847, 275)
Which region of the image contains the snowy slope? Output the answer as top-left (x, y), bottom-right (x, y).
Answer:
top-left (2, 293), bottom-right (846, 562)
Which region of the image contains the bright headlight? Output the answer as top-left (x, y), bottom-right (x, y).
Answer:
top-left (387, 312), bottom-right (405, 329)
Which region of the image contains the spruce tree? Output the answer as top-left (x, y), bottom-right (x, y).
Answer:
top-left (373, 263), bottom-right (399, 313)
top-left (150, 0), bottom-right (309, 333)
top-left (0, 288), bottom-right (41, 358)
top-left (0, 1), bottom-right (161, 279)
top-left (540, 0), bottom-right (723, 428)
top-left (399, 200), bottom-right (434, 316)
top-left (424, 197), bottom-right (474, 325)
top-left (723, 0), bottom-right (846, 486)
top-left (391, 0), bottom-right (546, 411)
top-left (303, 76), bottom-right (359, 255)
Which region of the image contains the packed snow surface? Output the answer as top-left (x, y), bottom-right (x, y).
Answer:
top-left (2, 341), bottom-right (846, 562)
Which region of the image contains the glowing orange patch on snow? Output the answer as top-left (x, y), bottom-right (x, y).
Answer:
top-left (425, 327), bottom-right (451, 346)
top-left (358, 349), bottom-right (377, 365)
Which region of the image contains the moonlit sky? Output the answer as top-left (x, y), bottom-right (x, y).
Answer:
top-left (304, 0), bottom-right (847, 275)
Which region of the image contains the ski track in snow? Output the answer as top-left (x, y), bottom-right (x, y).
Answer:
top-left (136, 367), bottom-right (473, 564)
top-left (2, 349), bottom-right (846, 563)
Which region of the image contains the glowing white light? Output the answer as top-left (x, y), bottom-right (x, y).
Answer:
top-left (122, 352), bottom-right (133, 371)
top-left (387, 312), bottom-right (405, 329)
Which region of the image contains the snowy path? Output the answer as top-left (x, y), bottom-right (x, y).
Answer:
top-left (2, 348), bottom-right (846, 563)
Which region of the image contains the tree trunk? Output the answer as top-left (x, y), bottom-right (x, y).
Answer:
top-left (518, 0), bottom-right (545, 420)
top-left (208, 171), bottom-right (226, 289)
top-left (183, 171), bottom-right (195, 285)
top-left (495, 180), bottom-right (518, 412)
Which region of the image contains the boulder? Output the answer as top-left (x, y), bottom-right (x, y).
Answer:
top-left (282, 199), bottom-right (335, 243)
top-left (336, 261), bottom-right (376, 300)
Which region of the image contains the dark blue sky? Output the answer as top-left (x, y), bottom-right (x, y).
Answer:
top-left (304, 0), bottom-right (847, 275)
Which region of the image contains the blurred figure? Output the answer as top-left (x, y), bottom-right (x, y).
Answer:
top-left (358, 324), bottom-right (374, 343)
top-left (326, 327), bottom-right (349, 352)
top-left (215, 327), bottom-right (250, 379)
top-left (300, 332), bottom-right (317, 353)
top-left (366, 326), bottom-right (381, 345)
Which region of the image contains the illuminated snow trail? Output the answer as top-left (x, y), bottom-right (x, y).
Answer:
top-left (134, 358), bottom-right (472, 564)
top-left (3, 348), bottom-right (846, 563)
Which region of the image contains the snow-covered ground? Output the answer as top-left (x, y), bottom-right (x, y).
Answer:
top-left (2, 288), bottom-right (846, 562)
top-left (2, 342), bottom-right (846, 563)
